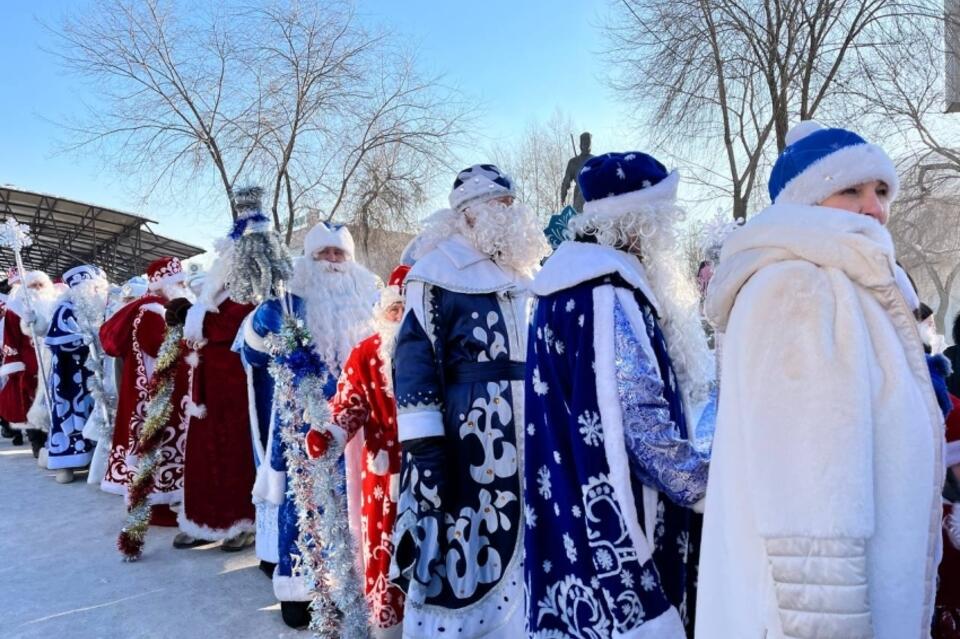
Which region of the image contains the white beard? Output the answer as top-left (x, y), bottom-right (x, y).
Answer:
top-left (69, 280), bottom-right (110, 330)
top-left (571, 202), bottom-right (715, 407)
top-left (373, 315), bottom-right (401, 395)
top-left (159, 283), bottom-right (194, 303)
top-left (416, 201), bottom-right (550, 277)
top-left (290, 258), bottom-right (379, 370)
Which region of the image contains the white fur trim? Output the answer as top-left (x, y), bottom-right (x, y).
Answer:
top-left (533, 241), bottom-right (661, 315)
top-left (406, 235), bottom-right (523, 294)
top-left (141, 302), bottom-right (166, 316)
top-left (303, 222), bottom-right (355, 259)
top-left (581, 170), bottom-right (680, 220)
top-left (242, 314), bottom-right (268, 354)
top-left (273, 573), bottom-right (312, 602)
top-left (183, 302), bottom-right (209, 345)
top-left (397, 410), bottom-right (444, 442)
top-left (774, 143), bottom-right (899, 207)
top-left (0, 361), bottom-right (25, 376)
top-left (592, 285), bottom-right (654, 565)
top-left (183, 400), bottom-right (207, 420)
top-left (177, 512), bottom-right (255, 542)
top-left (324, 422), bottom-right (347, 448)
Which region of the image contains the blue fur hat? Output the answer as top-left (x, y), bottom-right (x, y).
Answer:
top-left (768, 121), bottom-right (899, 206)
top-left (62, 264), bottom-right (106, 288)
top-left (449, 164), bottom-right (515, 212)
top-left (576, 151), bottom-right (679, 219)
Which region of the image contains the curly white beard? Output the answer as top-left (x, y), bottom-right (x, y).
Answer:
top-left (69, 280), bottom-right (110, 329)
top-left (290, 258), bottom-right (379, 370)
top-left (373, 314), bottom-right (401, 396)
top-left (9, 283), bottom-right (61, 323)
top-left (571, 203), bottom-right (715, 408)
top-left (158, 283), bottom-right (195, 304)
top-left (416, 201), bottom-right (550, 277)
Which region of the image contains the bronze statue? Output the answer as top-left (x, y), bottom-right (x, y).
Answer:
top-left (560, 132), bottom-right (594, 212)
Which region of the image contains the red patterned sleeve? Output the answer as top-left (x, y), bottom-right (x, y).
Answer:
top-left (331, 343), bottom-right (371, 442)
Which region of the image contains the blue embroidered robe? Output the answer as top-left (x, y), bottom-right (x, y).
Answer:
top-left (524, 241), bottom-right (710, 639)
top-left (242, 294), bottom-right (339, 602)
top-left (392, 235), bottom-right (528, 638)
top-left (45, 301), bottom-right (96, 470)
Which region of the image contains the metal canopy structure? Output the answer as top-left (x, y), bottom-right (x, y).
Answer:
top-left (0, 186), bottom-right (204, 282)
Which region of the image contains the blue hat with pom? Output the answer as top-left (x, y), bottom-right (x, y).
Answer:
top-left (576, 151), bottom-right (679, 219)
top-left (768, 120), bottom-right (899, 206)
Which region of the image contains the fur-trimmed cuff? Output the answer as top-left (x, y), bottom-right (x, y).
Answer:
top-left (765, 536), bottom-right (873, 638)
top-left (252, 464), bottom-right (286, 506)
top-left (324, 422), bottom-right (347, 448)
top-left (243, 315), bottom-right (268, 354)
top-left (273, 573), bottom-right (312, 602)
top-left (397, 410), bottom-right (444, 442)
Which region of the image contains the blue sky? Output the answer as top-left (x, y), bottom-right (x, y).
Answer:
top-left (0, 0), bottom-right (632, 251)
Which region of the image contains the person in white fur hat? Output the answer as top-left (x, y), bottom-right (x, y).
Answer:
top-left (241, 220), bottom-right (379, 629)
top-left (697, 121), bottom-right (944, 638)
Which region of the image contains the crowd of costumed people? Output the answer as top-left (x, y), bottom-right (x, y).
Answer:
top-left (3, 120), bottom-right (960, 639)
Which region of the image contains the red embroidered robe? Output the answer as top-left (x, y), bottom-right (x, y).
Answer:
top-left (99, 296), bottom-right (187, 503)
top-left (179, 298), bottom-right (257, 539)
top-left (0, 309), bottom-right (39, 428)
top-left (332, 332), bottom-right (405, 632)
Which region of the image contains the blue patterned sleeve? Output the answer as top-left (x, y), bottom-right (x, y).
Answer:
top-left (241, 299), bottom-right (283, 368)
top-left (614, 298), bottom-right (709, 507)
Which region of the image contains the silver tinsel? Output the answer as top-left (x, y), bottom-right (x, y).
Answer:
top-left (228, 232), bottom-right (293, 304)
top-left (72, 288), bottom-right (116, 440)
top-left (266, 319), bottom-right (369, 639)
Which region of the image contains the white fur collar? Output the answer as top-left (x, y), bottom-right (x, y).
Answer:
top-left (706, 203), bottom-right (913, 331)
top-left (183, 289), bottom-right (229, 344)
top-left (407, 234), bottom-right (529, 294)
top-left (532, 241), bottom-right (661, 314)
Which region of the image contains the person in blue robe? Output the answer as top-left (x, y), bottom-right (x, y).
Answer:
top-left (44, 265), bottom-right (110, 483)
top-left (524, 152), bottom-right (715, 638)
top-left (391, 164), bottom-right (550, 639)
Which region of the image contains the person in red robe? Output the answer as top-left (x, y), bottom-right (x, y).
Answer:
top-left (99, 257), bottom-right (192, 526)
top-left (326, 264), bottom-right (410, 638)
top-left (0, 270), bottom-right (59, 458)
top-left (173, 242), bottom-right (257, 549)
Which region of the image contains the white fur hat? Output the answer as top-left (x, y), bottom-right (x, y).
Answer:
top-left (303, 222), bottom-right (355, 260)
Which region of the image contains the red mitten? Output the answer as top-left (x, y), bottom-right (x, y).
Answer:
top-left (305, 429), bottom-right (332, 459)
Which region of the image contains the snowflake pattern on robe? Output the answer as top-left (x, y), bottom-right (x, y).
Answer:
top-left (44, 301), bottom-right (96, 469)
top-left (524, 274), bottom-right (706, 638)
top-left (392, 282), bottom-right (527, 637)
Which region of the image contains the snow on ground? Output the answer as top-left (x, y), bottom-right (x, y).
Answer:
top-left (0, 437), bottom-right (299, 639)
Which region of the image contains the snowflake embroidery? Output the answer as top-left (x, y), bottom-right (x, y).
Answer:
top-left (525, 504), bottom-right (538, 529)
top-left (590, 576), bottom-right (600, 589)
top-left (625, 153), bottom-right (636, 161)
top-left (372, 485), bottom-right (384, 501)
top-left (532, 367), bottom-right (549, 396)
top-left (565, 299), bottom-right (576, 312)
top-left (616, 165), bottom-right (626, 180)
top-left (537, 465), bottom-right (552, 500)
top-left (640, 569), bottom-right (656, 591)
top-left (527, 422), bottom-right (536, 436)
top-left (677, 531), bottom-right (690, 560)
top-left (563, 533), bottom-right (577, 563)
top-left (543, 560), bottom-right (553, 574)
top-left (571, 504), bottom-right (582, 518)
top-left (554, 503), bottom-right (560, 517)
top-left (553, 450), bottom-right (562, 464)
top-left (595, 548), bottom-right (614, 571)
top-left (543, 325), bottom-right (555, 350)
top-left (578, 411), bottom-right (602, 447)
top-left (578, 314), bottom-right (585, 327)
top-left (555, 340), bottom-right (565, 355)
top-left (620, 570), bottom-right (635, 589)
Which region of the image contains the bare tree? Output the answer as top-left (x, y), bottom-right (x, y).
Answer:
top-left (602, 0), bottom-right (941, 221)
top-left (53, 0), bottom-right (472, 242)
top-left (492, 109), bottom-right (577, 222)
top-left (55, 0), bottom-right (262, 219)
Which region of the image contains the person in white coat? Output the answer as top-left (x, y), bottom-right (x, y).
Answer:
top-left (696, 121), bottom-right (944, 639)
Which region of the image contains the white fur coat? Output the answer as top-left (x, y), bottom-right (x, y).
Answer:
top-left (696, 203), bottom-right (944, 639)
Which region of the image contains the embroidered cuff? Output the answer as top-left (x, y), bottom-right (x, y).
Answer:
top-left (765, 536), bottom-right (873, 638)
top-left (398, 410), bottom-right (444, 442)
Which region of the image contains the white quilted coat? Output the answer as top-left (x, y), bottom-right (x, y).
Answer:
top-left (696, 203), bottom-right (943, 639)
